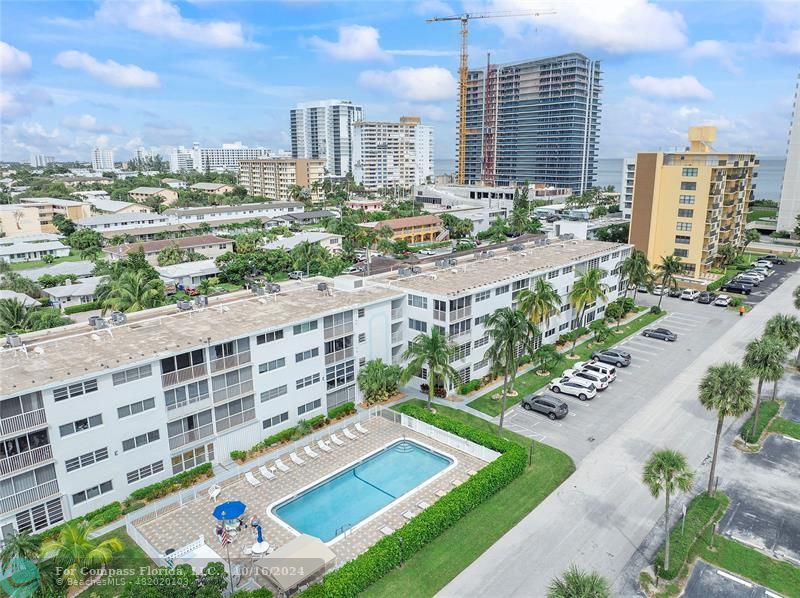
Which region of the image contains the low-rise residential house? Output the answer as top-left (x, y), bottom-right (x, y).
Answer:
top-left (43, 276), bottom-right (106, 310)
top-left (102, 235), bottom-right (234, 265)
top-left (87, 199), bottom-right (153, 215)
top-left (17, 198), bottom-right (92, 233)
top-left (161, 178), bottom-right (187, 189)
top-left (263, 232), bottom-right (343, 254)
top-left (164, 203), bottom-right (303, 225)
top-left (0, 290), bottom-right (39, 307)
top-left (58, 176), bottom-right (113, 188)
top-left (359, 214), bottom-right (444, 245)
top-left (156, 259), bottom-right (220, 288)
top-left (189, 183), bottom-right (234, 195)
top-left (0, 239), bottom-right (70, 263)
top-left (71, 190), bottom-right (110, 202)
top-left (276, 210), bottom-right (335, 226)
top-left (17, 261), bottom-right (96, 281)
top-left (345, 198), bottom-right (384, 212)
top-left (128, 187), bottom-right (179, 206)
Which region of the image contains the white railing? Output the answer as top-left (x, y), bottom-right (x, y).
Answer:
top-left (391, 331), bottom-right (403, 344)
top-left (1, 479), bottom-right (59, 514)
top-left (325, 347), bottom-right (354, 365)
top-left (209, 351), bottom-right (251, 374)
top-left (168, 423), bottom-right (215, 450)
top-left (0, 445), bottom-right (53, 476)
top-left (168, 535), bottom-right (205, 560)
top-left (126, 518), bottom-right (168, 566)
top-left (212, 380), bottom-right (254, 404)
top-left (391, 308), bottom-right (403, 321)
top-left (166, 394), bottom-right (211, 421)
top-left (162, 364), bottom-right (208, 388)
top-left (1, 409), bottom-right (47, 437)
top-left (450, 306), bottom-right (472, 322)
top-left (399, 414), bottom-right (501, 463)
top-left (323, 323), bottom-right (353, 339)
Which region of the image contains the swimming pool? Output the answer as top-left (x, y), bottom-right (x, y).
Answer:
top-left (272, 440), bottom-right (453, 542)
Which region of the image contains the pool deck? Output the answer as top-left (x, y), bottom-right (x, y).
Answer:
top-left (134, 416), bottom-right (487, 587)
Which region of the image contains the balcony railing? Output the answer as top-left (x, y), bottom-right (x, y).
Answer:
top-left (325, 347), bottom-right (354, 365)
top-left (0, 445), bottom-right (54, 476)
top-left (324, 322), bottom-right (353, 340)
top-left (162, 364), bottom-right (208, 388)
top-left (0, 479), bottom-right (59, 514)
top-left (168, 423), bottom-right (214, 450)
top-left (166, 394), bottom-right (211, 422)
top-left (212, 380), bottom-right (254, 404)
top-left (1, 409), bottom-right (47, 437)
top-left (433, 309), bottom-right (446, 321)
top-left (209, 351), bottom-right (251, 374)
top-left (449, 329), bottom-right (472, 342)
top-left (449, 306), bottom-right (472, 322)
top-left (391, 331), bottom-right (403, 344)
top-left (391, 308), bottom-right (403, 321)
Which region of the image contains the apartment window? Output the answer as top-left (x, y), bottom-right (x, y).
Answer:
top-left (214, 395), bottom-right (255, 432)
top-left (474, 289), bottom-right (491, 302)
top-left (327, 385), bottom-right (356, 409)
top-left (512, 278), bottom-right (529, 291)
top-left (72, 480), bottom-right (113, 506)
top-left (263, 411), bottom-right (289, 430)
top-left (293, 321), bottom-right (318, 335)
top-left (680, 181), bottom-right (697, 191)
top-left (259, 357), bottom-right (285, 373)
top-left (165, 380), bottom-right (209, 410)
top-left (674, 249), bottom-right (689, 258)
top-left (326, 360), bottom-right (354, 390)
top-left (679, 195), bottom-right (695, 204)
top-left (171, 443), bottom-right (213, 475)
top-left (677, 209), bottom-right (694, 218)
top-left (547, 270), bottom-right (558, 280)
top-left (407, 294), bottom-right (428, 309)
top-left (675, 235), bottom-right (691, 245)
top-left (358, 332), bottom-right (366, 343)
top-left (53, 379), bottom-right (98, 402)
top-left (298, 399), bottom-right (322, 416)
top-left (676, 222), bottom-right (692, 231)
top-left (295, 347), bottom-right (320, 362)
top-left (450, 342), bottom-right (471, 362)
top-left (409, 318), bottom-right (427, 333)
top-left (561, 303), bottom-right (571, 312)
top-left (559, 322), bottom-right (570, 331)
top-left (65, 447), bottom-right (109, 473)
top-left (545, 328), bottom-right (556, 337)
top-left (117, 397), bottom-right (156, 419)
top-left (474, 335), bottom-right (489, 349)
top-left (160, 349), bottom-right (204, 374)
top-left (357, 308), bottom-right (365, 318)
top-left (59, 414), bottom-right (102, 438)
top-left (359, 356), bottom-right (366, 367)
top-left (112, 365), bottom-right (152, 386)
top-left (601, 255), bottom-right (610, 262)
top-left (15, 498), bottom-right (64, 535)
top-left (682, 167), bottom-right (698, 176)
top-left (257, 329), bottom-right (284, 345)
top-left (211, 337), bottom-right (250, 360)
top-left (296, 373), bottom-right (321, 389)
top-left (127, 461), bottom-right (164, 484)
top-left (474, 358), bottom-right (489, 371)
top-left (261, 384), bottom-right (288, 402)
top-left (495, 284), bottom-right (509, 295)
top-left (122, 429), bottom-right (160, 452)
top-left (449, 319), bottom-right (471, 337)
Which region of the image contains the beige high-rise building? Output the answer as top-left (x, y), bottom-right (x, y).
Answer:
top-left (238, 158), bottom-right (325, 202)
top-left (629, 127), bottom-right (756, 278)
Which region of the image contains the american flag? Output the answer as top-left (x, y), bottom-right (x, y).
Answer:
top-left (221, 529), bottom-right (232, 545)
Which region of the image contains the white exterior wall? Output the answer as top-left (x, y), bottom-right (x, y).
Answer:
top-left (291, 100), bottom-right (363, 178)
top-left (777, 74), bottom-right (800, 232)
top-left (353, 120), bottom-right (434, 188)
top-left (91, 148), bottom-right (114, 172)
top-left (621, 158), bottom-right (636, 220)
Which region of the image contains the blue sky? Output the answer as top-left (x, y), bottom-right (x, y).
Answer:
top-left (1, 0), bottom-right (799, 164)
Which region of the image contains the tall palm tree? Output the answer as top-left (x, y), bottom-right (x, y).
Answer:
top-left (569, 268), bottom-right (607, 354)
top-left (0, 298), bottom-right (34, 334)
top-left (655, 255), bottom-right (682, 309)
top-left (0, 530), bottom-right (41, 563)
top-left (291, 241), bottom-right (327, 276)
top-left (401, 328), bottom-right (459, 410)
top-left (547, 565), bottom-right (610, 598)
top-left (622, 249), bottom-right (649, 304)
top-left (41, 519), bottom-right (123, 586)
top-left (517, 278), bottom-right (563, 333)
top-left (742, 336), bottom-right (787, 442)
top-left (765, 313), bottom-right (800, 366)
top-left (698, 362), bottom-right (753, 493)
top-left (99, 270), bottom-right (164, 314)
top-left (79, 244), bottom-right (102, 261)
top-left (485, 307), bottom-right (539, 432)
top-left (642, 449), bottom-right (694, 573)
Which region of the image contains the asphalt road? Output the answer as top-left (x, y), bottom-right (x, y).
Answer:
top-left (738, 259), bottom-right (799, 306)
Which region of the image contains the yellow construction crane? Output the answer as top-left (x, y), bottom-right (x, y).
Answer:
top-left (428, 10), bottom-right (555, 184)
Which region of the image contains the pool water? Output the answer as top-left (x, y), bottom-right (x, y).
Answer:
top-left (273, 440), bottom-right (452, 541)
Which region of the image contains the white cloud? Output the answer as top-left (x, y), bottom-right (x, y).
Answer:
top-left (358, 66), bottom-right (457, 101)
top-left (308, 25), bottom-right (388, 61)
top-left (628, 75), bottom-right (712, 100)
top-left (0, 91), bottom-right (31, 120)
top-left (54, 51), bottom-right (160, 88)
top-left (675, 106), bottom-right (701, 119)
top-left (683, 40), bottom-right (741, 74)
top-left (95, 0), bottom-right (247, 48)
top-left (476, 0), bottom-right (687, 53)
top-left (0, 42), bottom-right (32, 76)
top-left (62, 113), bottom-right (124, 134)
top-left (760, 0), bottom-right (800, 54)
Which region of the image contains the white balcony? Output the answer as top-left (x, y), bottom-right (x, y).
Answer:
top-left (391, 308), bottom-right (403, 321)
top-left (325, 347), bottom-right (354, 365)
top-left (166, 393), bottom-right (211, 421)
top-left (391, 331), bottom-right (403, 344)
top-left (168, 423), bottom-right (214, 450)
top-left (212, 380), bottom-right (254, 404)
top-left (0, 479), bottom-right (59, 514)
top-left (161, 364), bottom-right (208, 388)
top-left (0, 445), bottom-right (54, 476)
top-left (1, 409), bottom-right (47, 437)
top-left (209, 351), bottom-right (251, 374)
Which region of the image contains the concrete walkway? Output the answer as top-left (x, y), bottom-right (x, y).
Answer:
top-left (439, 269), bottom-right (799, 597)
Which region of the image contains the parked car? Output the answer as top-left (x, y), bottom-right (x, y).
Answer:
top-left (714, 294), bottom-right (731, 307)
top-left (668, 287), bottom-right (683, 298)
top-left (697, 291), bottom-right (716, 304)
top-left (637, 284), bottom-right (650, 293)
top-left (548, 375), bottom-right (597, 401)
top-left (521, 393), bottom-right (569, 420)
top-left (419, 249), bottom-right (437, 256)
top-left (651, 284), bottom-right (665, 295)
top-left (762, 254), bottom-right (786, 265)
top-left (342, 266), bottom-right (361, 274)
top-left (642, 327), bottom-right (678, 341)
top-left (545, 214), bottom-right (560, 223)
top-left (563, 368), bottom-right (609, 390)
top-left (749, 267), bottom-right (770, 277)
top-left (680, 289), bottom-right (699, 301)
top-left (288, 271), bottom-right (305, 280)
top-left (592, 349), bottom-right (632, 367)
top-left (754, 260), bottom-right (773, 270)
top-left (734, 274), bottom-right (760, 286)
top-left (574, 360), bottom-right (617, 383)
top-left (721, 281), bottom-right (752, 295)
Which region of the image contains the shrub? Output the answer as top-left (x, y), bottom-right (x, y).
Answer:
top-left (357, 359), bottom-right (403, 405)
top-left (128, 463), bottom-right (213, 501)
top-left (615, 297), bottom-right (635, 314)
top-left (307, 414), bottom-right (326, 429)
top-left (299, 404), bottom-right (527, 598)
top-left (121, 501), bottom-right (145, 515)
top-left (458, 379), bottom-right (481, 395)
top-left (230, 450), bottom-right (247, 462)
top-left (770, 230), bottom-right (791, 239)
top-left (729, 297), bottom-right (743, 307)
top-left (420, 383), bottom-right (447, 398)
top-left (328, 402), bottom-right (356, 421)
top-left (558, 331), bottom-right (577, 345)
top-left (64, 301), bottom-right (100, 315)
top-left (32, 501), bottom-right (123, 543)
top-left (254, 427), bottom-right (297, 452)
top-left (739, 400), bottom-right (780, 443)
top-left (575, 326), bottom-right (589, 337)
top-left (707, 280), bottom-right (723, 292)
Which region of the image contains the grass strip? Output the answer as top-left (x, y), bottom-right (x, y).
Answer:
top-left (768, 415), bottom-right (800, 441)
top-left (468, 309), bottom-right (664, 416)
top-left (740, 400), bottom-right (780, 443)
top-left (83, 528), bottom-right (154, 598)
top-left (9, 253), bottom-right (84, 271)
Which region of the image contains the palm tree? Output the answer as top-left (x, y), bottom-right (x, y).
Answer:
top-left (376, 225), bottom-right (394, 255)
top-left (622, 250), bottom-right (649, 304)
top-left (742, 336), bottom-right (787, 442)
top-left (0, 298), bottom-right (34, 334)
top-left (642, 449), bottom-right (694, 573)
top-left (79, 244), bottom-right (102, 261)
top-left (765, 313), bottom-right (800, 366)
top-left (99, 270), bottom-right (164, 314)
top-left (547, 565), bottom-right (610, 598)
top-left (400, 329), bottom-right (459, 410)
top-left (655, 255), bottom-right (682, 309)
top-left (40, 519), bottom-right (123, 586)
top-left (0, 530), bottom-right (41, 563)
top-left (740, 229), bottom-right (760, 255)
top-left (717, 242), bottom-right (737, 267)
top-left (517, 278), bottom-right (562, 333)
top-left (485, 307), bottom-right (539, 431)
top-left (698, 362), bottom-right (753, 493)
top-left (291, 241), bottom-right (327, 276)
top-left (569, 268), bottom-right (607, 354)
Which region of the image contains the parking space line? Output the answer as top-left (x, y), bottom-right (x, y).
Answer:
top-left (716, 570), bottom-right (752, 588)
top-left (661, 323), bottom-right (694, 331)
top-left (668, 311), bottom-right (707, 321)
top-left (621, 342), bottom-right (664, 354)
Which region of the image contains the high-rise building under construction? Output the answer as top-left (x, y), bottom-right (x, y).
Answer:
top-left (459, 53), bottom-right (601, 193)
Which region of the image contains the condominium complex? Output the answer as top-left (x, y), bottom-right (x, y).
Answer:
top-left (29, 154), bottom-right (55, 168)
top-left (460, 53), bottom-right (602, 193)
top-left (620, 158), bottom-right (636, 220)
top-left (0, 237), bottom-right (628, 541)
top-left (91, 148), bottom-right (114, 172)
top-left (290, 100), bottom-right (362, 178)
top-left (629, 127), bottom-right (756, 278)
top-left (352, 117), bottom-right (434, 188)
top-left (169, 142), bottom-right (273, 173)
top-left (18, 197), bottom-right (92, 233)
top-left (777, 74), bottom-right (800, 232)
top-left (238, 158), bottom-right (325, 202)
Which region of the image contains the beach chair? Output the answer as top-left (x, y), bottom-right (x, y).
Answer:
top-left (290, 452), bottom-right (306, 466)
top-left (435, 489), bottom-right (448, 498)
top-left (466, 469), bottom-right (477, 477)
top-left (208, 484), bottom-right (221, 502)
top-left (259, 465), bottom-right (276, 481)
top-left (417, 501), bottom-right (430, 510)
top-left (355, 422), bottom-right (369, 435)
top-left (343, 427), bottom-right (358, 441)
top-left (317, 439), bottom-right (333, 453)
top-left (402, 510), bottom-right (416, 520)
top-left (275, 459), bottom-right (290, 473)
top-left (379, 525), bottom-right (394, 536)
top-left (451, 478), bottom-right (463, 487)
top-left (330, 434), bottom-right (344, 447)
top-left (245, 472), bottom-right (261, 487)
top-left (304, 445), bottom-right (319, 459)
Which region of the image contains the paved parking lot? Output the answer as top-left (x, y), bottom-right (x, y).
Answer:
top-left (684, 560), bottom-right (781, 598)
top-left (739, 259), bottom-right (799, 306)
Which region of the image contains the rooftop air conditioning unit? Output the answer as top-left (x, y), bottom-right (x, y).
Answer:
top-left (447, 258), bottom-right (458, 267)
top-left (266, 283), bottom-right (281, 294)
top-left (411, 266), bottom-right (422, 274)
top-left (195, 295), bottom-right (208, 307)
top-left (93, 318), bottom-right (108, 330)
top-left (6, 333), bottom-right (21, 348)
top-left (510, 244), bottom-right (524, 251)
top-left (317, 282), bottom-right (328, 292)
top-left (177, 300), bottom-right (193, 311)
top-left (87, 316), bottom-right (102, 328)
top-left (110, 311), bottom-right (127, 324)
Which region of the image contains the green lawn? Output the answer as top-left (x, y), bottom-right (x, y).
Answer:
top-left (9, 252), bottom-right (84, 271)
top-left (84, 528), bottom-right (154, 597)
top-left (468, 310), bottom-right (665, 416)
top-left (740, 400), bottom-right (780, 443)
top-left (769, 415), bottom-right (800, 441)
top-left (360, 400), bottom-right (575, 598)
top-left (747, 207), bottom-right (777, 222)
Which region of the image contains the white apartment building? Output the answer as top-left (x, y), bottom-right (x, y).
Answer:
top-left (169, 143), bottom-right (272, 173)
top-left (290, 100), bottom-right (362, 178)
top-left (30, 154), bottom-right (55, 168)
top-left (169, 147), bottom-right (195, 173)
top-left (777, 74), bottom-right (800, 232)
top-left (91, 148), bottom-right (114, 172)
top-left (620, 158), bottom-right (636, 220)
top-left (353, 117), bottom-right (434, 189)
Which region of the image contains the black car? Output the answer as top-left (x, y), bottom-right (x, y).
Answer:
top-left (667, 287), bottom-right (682, 298)
top-left (521, 393), bottom-right (569, 420)
top-left (642, 327), bottom-right (678, 341)
top-left (721, 282), bottom-right (752, 295)
top-left (591, 349), bottom-right (632, 367)
top-left (762, 254), bottom-right (787, 265)
top-left (697, 291), bottom-right (716, 304)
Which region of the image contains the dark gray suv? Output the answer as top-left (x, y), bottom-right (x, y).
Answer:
top-left (591, 349), bottom-right (632, 367)
top-left (521, 393), bottom-right (569, 420)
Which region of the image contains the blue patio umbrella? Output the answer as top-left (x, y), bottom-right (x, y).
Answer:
top-left (213, 500), bottom-right (246, 521)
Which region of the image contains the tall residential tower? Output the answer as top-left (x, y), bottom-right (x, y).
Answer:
top-left (353, 117), bottom-right (434, 188)
top-left (777, 74), bottom-right (800, 232)
top-left (290, 100), bottom-right (363, 178)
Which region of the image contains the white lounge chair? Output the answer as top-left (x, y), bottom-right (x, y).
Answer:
top-left (259, 465), bottom-right (276, 481)
top-left (275, 459), bottom-right (290, 473)
top-left (417, 501), bottom-right (430, 510)
top-left (330, 434), bottom-right (344, 447)
top-left (355, 422), bottom-right (369, 435)
top-left (317, 439), bottom-right (332, 453)
top-left (435, 489), bottom-right (447, 498)
top-left (379, 525), bottom-right (394, 536)
top-left (466, 469), bottom-right (477, 477)
top-left (343, 427), bottom-right (358, 441)
top-left (304, 445), bottom-right (319, 459)
top-left (290, 452), bottom-right (306, 466)
top-left (451, 478), bottom-right (463, 487)
top-left (208, 484), bottom-right (221, 502)
top-left (245, 472), bottom-right (261, 487)
top-left (402, 510), bottom-right (416, 520)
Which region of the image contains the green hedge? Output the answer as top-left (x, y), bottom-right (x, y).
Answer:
top-left (740, 400), bottom-right (780, 443)
top-left (328, 402), bottom-right (356, 420)
top-left (32, 501), bottom-right (122, 543)
top-left (63, 301), bottom-right (100, 314)
top-left (298, 404), bottom-right (527, 598)
top-left (128, 463), bottom-right (213, 501)
top-left (458, 379), bottom-right (481, 394)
